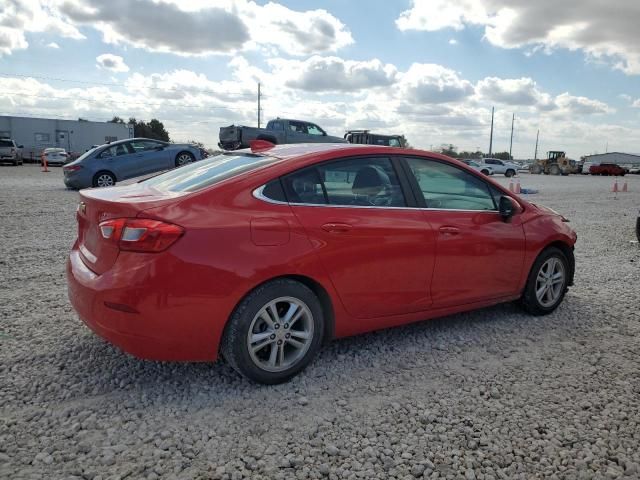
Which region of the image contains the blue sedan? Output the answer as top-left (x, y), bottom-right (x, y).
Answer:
top-left (63, 138), bottom-right (206, 189)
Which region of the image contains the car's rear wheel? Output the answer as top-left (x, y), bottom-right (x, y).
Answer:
top-left (221, 279), bottom-right (324, 384)
top-left (481, 169), bottom-right (490, 175)
top-left (92, 171), bottom-right (116, 188)
top-left (519, 247), bottom-right (569, 315)
top-left (175, 151), bottom-right (195, 167)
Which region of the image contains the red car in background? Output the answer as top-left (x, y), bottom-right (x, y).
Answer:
top-left (67, 143), bottom-right (577, 384)
top-left (589, 163), bottom-right (627, 176)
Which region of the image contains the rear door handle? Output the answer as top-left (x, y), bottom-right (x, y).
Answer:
top-left (321, 222), bottom-right (352, 233)
top-left (438, 226), bottom-right (460, 235)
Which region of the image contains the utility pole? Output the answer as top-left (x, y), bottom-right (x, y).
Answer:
top-left (488, 107), bottom-right (494, 156)
top-left (257, 82), bottom-right (261, 128)
top-left (509, 113), bottom-right (515, 160)
top-left (534, 129), bottom-right (539, 160)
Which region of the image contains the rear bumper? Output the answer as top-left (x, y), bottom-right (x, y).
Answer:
top-left (66, 246), bottom-right (225, 361)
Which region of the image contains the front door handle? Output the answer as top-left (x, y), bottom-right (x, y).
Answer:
top-left (438, 226), bottom-right (460, 235)
top-left (322, 222), bottom-right (352, 233)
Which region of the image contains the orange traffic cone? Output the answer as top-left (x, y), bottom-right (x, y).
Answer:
top-left (622, 179), bottom-right (628, 192)
top-left (508, 178), bottom-right (514, 192)
top-left (514, 177), bottom-right (521, 194)
top-left (41, 152), bottom-right (49, 172)
top-left (611, 179), bottom-right (618, 193)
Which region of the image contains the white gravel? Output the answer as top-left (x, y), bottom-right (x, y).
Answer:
top-left (1, 166), bottom-right (639, 480)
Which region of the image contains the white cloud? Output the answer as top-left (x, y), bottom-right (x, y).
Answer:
top-left (448, 39), bottom-right (458, 45)
top-left (476, 77), bottom-right (554, 109)
top-left (57, 0), bottom-right (352, 57)
top-left (396, 0), bottom-right (640, 74)
top-left (554, 92), bottom-right (612, 115)
top-left (399, 63), bottom-right (475, 104)
top-left (96, 53), bottom-right (129, 72)
top-left (269, 56), bottom-right (398, 92)
top-left (0, 0), bottom-right (83, 56)
top-left (46, 42), bottom-right (60, 49)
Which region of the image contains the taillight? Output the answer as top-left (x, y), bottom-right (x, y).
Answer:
top-left (64, 165), bottom-right (83, 172)
top-left (98, 218), bottom-right (184, 253)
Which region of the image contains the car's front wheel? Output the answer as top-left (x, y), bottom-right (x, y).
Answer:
top-left (221, 279), bottom-right (324, 384)
top-left (175, 151), bottom-right (195, 167)
top-left (505, 169), bottom-right (516, 177)
top-left (520, 247), bottom-right (569, 315)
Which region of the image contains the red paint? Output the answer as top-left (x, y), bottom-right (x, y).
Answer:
top-left (67, 144), bottom-right (577, 361)
top-left (589, 164), bottom-right (626, 176)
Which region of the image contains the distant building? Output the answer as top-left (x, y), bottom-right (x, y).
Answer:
top-left (582, 152), bottom-right (640, 166)
top-left (0, 115), bottom-right (133, 159)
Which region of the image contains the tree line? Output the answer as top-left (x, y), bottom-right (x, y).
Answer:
top-left (108, 116), bottom-right (170, 142)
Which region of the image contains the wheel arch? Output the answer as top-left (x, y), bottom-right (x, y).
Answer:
top-left (256, 134), bottom-right (278, 144)
top-left (220, 274), bottom-right (336, 359)
top-left (540, 241), bottom-right (575, 287)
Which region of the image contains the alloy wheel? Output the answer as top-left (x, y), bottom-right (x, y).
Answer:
top-left (535, 257), bottom-right (566, 307)
top-left (247, 297), bottom-right (314, 372)
top-left (177, 154), bottom-right (193, 166)
top-left (96, 174), bottom-right (114, 187)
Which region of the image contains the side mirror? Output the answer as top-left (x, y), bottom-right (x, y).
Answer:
top-left (499, 196), bottom-right (519, 221)
top-left (18, 145), bottom-right (24, 148)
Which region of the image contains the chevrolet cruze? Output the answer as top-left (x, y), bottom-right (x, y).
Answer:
top-left (67, 142), bottom-right (577, 384)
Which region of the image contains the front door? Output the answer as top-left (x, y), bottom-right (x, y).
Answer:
top-left (284, 156), bottom-right (436, 319)
top-left (129, 139), bottom-right (171, 175)
top-left (402, 156), bottom-right (525, 307)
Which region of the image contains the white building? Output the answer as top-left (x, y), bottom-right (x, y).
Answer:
top-left (582, 152), bottom-right (640, 166)
top-left (0, 115), bottom-right (133, 159)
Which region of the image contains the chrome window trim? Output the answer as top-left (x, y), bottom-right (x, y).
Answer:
top-left (253, 185), bottom-right (499, 213)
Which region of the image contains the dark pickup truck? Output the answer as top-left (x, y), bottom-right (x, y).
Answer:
top-left (219, 118), bottom-right (346, 150)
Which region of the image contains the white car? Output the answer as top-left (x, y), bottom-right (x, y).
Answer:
top-left (480, 158), bottom-right (519, 177)
top-left (42, 148), bottom-right (69, 166)
top-left (462, 160), bottom-right (493, 176)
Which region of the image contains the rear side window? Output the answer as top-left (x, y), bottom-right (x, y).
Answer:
top-left (282, 157), bottom-right (406, 207)
top-left (261, 179), bottom-right (286, 202)
top-left (143, 153), bottom-right (277, 193)
top-left (0, 140), bottom-right (14, 147)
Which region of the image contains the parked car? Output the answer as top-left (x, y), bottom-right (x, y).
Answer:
top-left (62, 138), bottom-right (205, 189)
top-left (480, 158), bottom-right (519, 177)
top-left (629, 166), bottom-right (640, 175)
top-left (0, 138), bottom-right (24, 166)
top-left (461, 159), bottom-right (493, 175)
top-left (344, 130), bottom-right (406, 147)
top-left (219, 118), bottom-right (346, 150)
top-left (67, 142), bottom-right (577, 384)
top-left (581, 161), bottom-right (599, 174)
top-left (589, 163), bottom-right (627, 176)
top-left (42, 148), bottom-right (69, 166)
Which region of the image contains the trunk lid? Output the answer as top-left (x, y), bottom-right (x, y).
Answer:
top-left (76, 183), bottom-right (186, 274)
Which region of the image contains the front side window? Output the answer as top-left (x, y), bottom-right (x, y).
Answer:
top-left (283, 157), bottom-right (406, 207)
top-left (405, 157), bottom-right (496, 211)
top-left (130, 140), bottom-right (164, 151)
top-left (307, 124), bottom-right (324, 136)
top-left (389, 138), bottom-right (401, 147)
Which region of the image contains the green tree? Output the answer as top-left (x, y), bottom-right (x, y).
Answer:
top-left (108, 116), bottom-right (125, 124)
top-left (126, 117), bottom-right (170, 141)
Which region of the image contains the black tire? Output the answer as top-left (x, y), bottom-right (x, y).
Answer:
top-left (221, 279), bottom-right (325, 384)
top-left (175, 151), bottom-right (195, 167)
top-left (505, 169), bottom-right (516, 177)
top-left (481, 169), bottom-right (490, 176)
top-left (519, 247), bottom-right (569, 316)
top-left (92, 171), bottom-right (116, 188)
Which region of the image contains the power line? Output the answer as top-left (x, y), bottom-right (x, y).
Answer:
top-left (0, 72), bottom-right (261, 98)
top-left (0, 90), bottom-right (254, 111)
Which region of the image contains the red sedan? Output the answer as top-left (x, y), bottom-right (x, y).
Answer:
top-left (67, 143), bottom-right (577, 384)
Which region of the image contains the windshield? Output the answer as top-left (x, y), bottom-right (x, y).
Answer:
top-left (142, 153), bottom-right (278, 192)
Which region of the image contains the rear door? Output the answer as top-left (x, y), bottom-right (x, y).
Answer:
top-left (97, 142), bottom-right (140, 180)
top-left (401, 156), bottom-right (525, 307)
top-left (284, 156), bottom-right (436, 319)
top-left (286, 121), bottom-right (311, 144)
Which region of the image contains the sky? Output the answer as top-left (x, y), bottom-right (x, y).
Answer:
top-left (1, 0), bottom-right (640, 158)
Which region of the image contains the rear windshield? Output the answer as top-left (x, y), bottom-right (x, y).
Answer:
top-left (0, 140), bottom-right (14, 147)
top-left (142, 153), bottom-right (278, 193)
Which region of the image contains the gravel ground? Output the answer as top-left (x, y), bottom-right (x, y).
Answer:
top-left (1, 165), bottom-right (639, 480)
